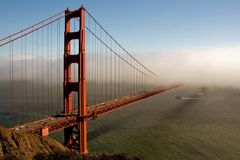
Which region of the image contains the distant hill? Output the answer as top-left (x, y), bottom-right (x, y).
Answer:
top-left (0, 125), bottom-right (140, 160)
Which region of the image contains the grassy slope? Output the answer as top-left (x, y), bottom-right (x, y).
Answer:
top-left (86, 86), bottom-right (240, 160)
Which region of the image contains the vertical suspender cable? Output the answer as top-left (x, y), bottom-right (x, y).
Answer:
top-left (105, 32), bottom-right (108, 101)
top-left (114, 42), bottom-right (116, 99)
top-left (101, 29), bottom-right (103, 102)
top-left (56, 20), bottom-right (58, 112)
top-left (41, 27), bottom-right (44, 115)
top-left (21, 32), bottom-right (24, 122)
top-left (118, 46), bottom-right (120, 97)
top-left (9, 42), bottom-right (12, 115)
top-left (37, 30), bottom-right (39, 119)
top-left (122, 49), bottom-right (124, 96)
top-left (32, 29), bottom-right (35, 120)
top-left (50, 19), bottom-right (53, 115)
top-left (91, 19), bottom-right (94, 105)
top-left (100, 28), bottom-right (102, 102)
top-left (24, 36), bottom-right (27, 119)
top-left (110, 39), bottom-right (112, 100)
top-left (11, 42), bottom-right (14, 113)
top-left (56, 20), bottom-right (59, 112)
top-left (47, 25), bottom-right (49, 115)
top-left (95, 26), bottom-right (98, 104)
top-left (94, 22), bottom-right (97, 105)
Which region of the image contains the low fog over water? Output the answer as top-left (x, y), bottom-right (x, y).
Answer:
top-left (136, 47), bottom-right (240, 87)
top-left (1, 46), bottom-right (240, 126)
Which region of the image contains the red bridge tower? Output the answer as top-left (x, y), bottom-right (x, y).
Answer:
top-left (63, 6), bottom-right (88, 154)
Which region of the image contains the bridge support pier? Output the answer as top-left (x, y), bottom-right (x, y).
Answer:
top-left (63, 6), bottom-right (88, 155)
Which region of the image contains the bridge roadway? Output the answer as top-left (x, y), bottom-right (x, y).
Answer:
top-left (10, 85), bottom-right (180, 136)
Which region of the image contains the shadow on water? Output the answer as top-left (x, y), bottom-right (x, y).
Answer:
top-left (88, 112), bottom-right (139, 142)
top-left (162, 96), bottom-right (200, 121)
top-left (88, 90), bottom-right (203, 141)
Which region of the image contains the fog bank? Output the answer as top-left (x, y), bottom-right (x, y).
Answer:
top-left (136, 47), bottom-right (240, 88)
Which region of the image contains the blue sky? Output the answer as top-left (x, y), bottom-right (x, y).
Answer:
top-left (0, 0), bottom-right (240, 53)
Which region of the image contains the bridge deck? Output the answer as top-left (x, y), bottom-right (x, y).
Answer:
top-left (11, 85), bottom-right (179, 136)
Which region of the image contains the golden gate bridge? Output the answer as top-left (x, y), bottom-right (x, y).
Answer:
top-left (0, 6), bottom-right (179, 155)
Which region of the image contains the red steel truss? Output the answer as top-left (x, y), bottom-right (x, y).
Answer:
top-left (11, 85), bottom-right (180, 135)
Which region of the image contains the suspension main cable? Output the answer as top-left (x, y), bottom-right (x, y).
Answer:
top-left (0, 10), bottom-right (74, 47)
top-left (85, 10), bottom-right (158, 77)
top-left (0, 11), bottom-right (65, 42)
